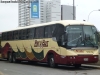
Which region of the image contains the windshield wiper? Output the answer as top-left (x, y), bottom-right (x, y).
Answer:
top-left (75, 35), bottom-right (82, 47)
top-left (75, 36), bottom-right (96, 47)
top-left (68, 35), bottom-right (82, 44)
top-left (85, 40), bottom-right (95, 47)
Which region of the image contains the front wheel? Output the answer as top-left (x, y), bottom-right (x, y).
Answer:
top-left (48, 55), bottom-right (58, 68)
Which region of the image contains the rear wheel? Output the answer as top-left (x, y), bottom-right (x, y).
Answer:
top-left (12, 53), bottom-right (21, 63)
top-left (8, 53), bottom-right (13, 63)
top-left (12, 53), bottom-right (17, 63)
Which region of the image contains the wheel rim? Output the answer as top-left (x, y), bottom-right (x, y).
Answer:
top-left (13, 56), bottom-right (15, 62)
top-left (9, 54), bottom-right (11, 62)
top-left (50, 58), bottom-right (54, 67)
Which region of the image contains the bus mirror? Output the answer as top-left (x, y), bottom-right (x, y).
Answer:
top-left (62, 31), bottom-right (66, 35)
top-left (62, 31), bottom-right (67, 35)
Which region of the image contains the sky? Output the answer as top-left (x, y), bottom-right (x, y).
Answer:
top-left (0, 0), bottom-right (100, 32)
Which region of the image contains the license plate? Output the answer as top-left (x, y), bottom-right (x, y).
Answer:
top-left (84, 58), bottom-right (88, 61)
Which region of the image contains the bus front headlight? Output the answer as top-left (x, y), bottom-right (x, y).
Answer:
top-left (94, 56), bottom-right (98, 58)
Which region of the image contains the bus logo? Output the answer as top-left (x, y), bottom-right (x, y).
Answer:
top-left (34, 40), bottom-right (49, 47)
top-left (75, 50), bottom-right (84, 52)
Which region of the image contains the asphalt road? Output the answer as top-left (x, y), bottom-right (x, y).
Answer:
top-left (0, 60), bottom-right (100, 75)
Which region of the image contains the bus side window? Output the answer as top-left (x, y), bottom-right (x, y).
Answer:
top-left (26, 29), bottom-right (30, 39)
top-left (7, 32), bottom-right (9, 40)
top-left (7, 32), bottom-right (12, 41)
top-left (44, 25), bottom-right (55, 38)
top-left (27, 28), bottom-right (34, 39)
top-left (23, 29), bottom-right (27, 40)
top-left (30, 28), bottom-right (34, 39)
top-left (4, 33), bottom-right (7, 41)
top-left (19, 30), bottom-right (23, 40)
top-left (2, 32), bottom-right (7, 41)
top-left (14, 31), bottom-right (19, 40)
top-left (39, 27), bottom-right (44, 38)
top-left (1, 33), bottom-right (3, 41)
top-left (35, 27), bottom-right (40, 39)
top-left (35, 27), bottom-right (44, 39)
top-left (45, 26), bottom-right (48, 38)
top-left (8, 31), bottom-right (13, 40)
top-left (48, 25), bottom-right (56, 38)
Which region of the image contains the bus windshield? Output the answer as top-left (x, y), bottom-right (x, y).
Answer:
top-left (66, 25), bottom-right (98, 48)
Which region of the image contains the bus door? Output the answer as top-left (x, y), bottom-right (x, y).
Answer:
top-left (52, 24), bottom-right (65, 63)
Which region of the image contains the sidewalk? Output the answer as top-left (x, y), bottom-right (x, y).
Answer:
top-left (82, 60), bottom-right (100, 68)
top-left (82, 64), bottom-right (100, 68)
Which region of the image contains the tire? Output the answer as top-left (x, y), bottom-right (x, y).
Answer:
top-left (12, 53), bottom-right (16, 63)
top-left (8, 53), bottom-right (13, 63)
top-left (12, 53), bottom-right (21, 63)
top-left (48, 55), bottom-right (57, 68)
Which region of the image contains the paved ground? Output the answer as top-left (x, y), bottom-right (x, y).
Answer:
top-left (0, 60), bottom-right (100, 75)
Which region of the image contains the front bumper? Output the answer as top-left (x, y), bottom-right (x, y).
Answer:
top-left (66, 55), bottom-right (98, 64)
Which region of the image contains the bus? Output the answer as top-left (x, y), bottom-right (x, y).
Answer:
top-left (0, 20), bottom-right (99, 68)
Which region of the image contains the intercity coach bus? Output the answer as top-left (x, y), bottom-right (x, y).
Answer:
top-left (0, 20), bottom-right (99, 68)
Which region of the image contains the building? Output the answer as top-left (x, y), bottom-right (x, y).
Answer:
top-left (18, 0), bottom-right (47, 27)
top-left (46, 0), bottom-right (61, 22)
top-left (30, 0), bottom-right (47, 25)
top-left (18, 2), bottom-right (30, 26)
top-left (18, 0), bottom-right (76, 27)
top-left (18, 0), bottom-right (61, 27)
top-left (61, 5), bottom-right (76, 20)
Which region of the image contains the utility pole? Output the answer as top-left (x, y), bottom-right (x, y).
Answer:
top-left (73, 0), bottom-right (75, 20)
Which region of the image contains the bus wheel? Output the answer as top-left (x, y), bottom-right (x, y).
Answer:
top-left (12, 53), bottom-right (16, 63)
top-left (74, 64), bottom-right (81, 68)
top-left (48, 55), bottom-right (57, 68)
top-left (8, 53), bottom-right (13, 63)
top-left (12, 53), bottom-right (20, 63)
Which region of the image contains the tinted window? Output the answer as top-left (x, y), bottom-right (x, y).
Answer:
top-left (7, 32), bottom-right (13, 40)
top-left (27, 28), bottom-right (34, 39)
top-left (45, 25), bottom-right (55, 38)
top-left (45, 26), bottom-right (48, 38)
top-left (35, 27), bottom-right (44, 38)
top-left (52, 24), bottom-right (64, 38)
top-left (23, 29), bottom-right (27, 39)
top-left (19, 30), bottom-right (23, 40)
top-left (2, 33), bottom-right (7, 41)
top-left (9, 32), bottom-right (13, 40)
top-left (14, 31), bottom-right (19, 40)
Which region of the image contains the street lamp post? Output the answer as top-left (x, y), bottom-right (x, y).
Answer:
top-left (87, 9), bottom-right (100, 21)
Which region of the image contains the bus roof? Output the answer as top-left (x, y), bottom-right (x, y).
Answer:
top-left (2, 20), bottom-right (94, 33)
